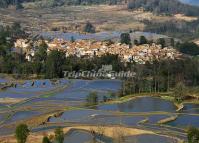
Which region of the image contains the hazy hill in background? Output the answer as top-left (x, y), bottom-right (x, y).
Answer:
top-left (180, 0), bottom-right (199, 6)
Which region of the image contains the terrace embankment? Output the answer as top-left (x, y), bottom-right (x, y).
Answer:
top-left (105, 92), bottom-right (197, 112)
top-left (0, 110), bottom-right (64, 134)
top-left (0, 98), bottom-right (25, 104)
top-left (157, 115), bottom-right (178, 124)
top-left (0, 125), bottom-right (163, 143)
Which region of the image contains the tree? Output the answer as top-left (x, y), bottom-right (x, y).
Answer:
top-left (11, 22), bottom-right (26, 40)
top-left (21, 62), bottom-right (33, 75)
top-left (89, 128), bottom-right (97, 142)
top-left (45, 50), bottom-right (66, 78)
top-left (86, 91), bottom-right (98, 105)
top-left (83, 21), bottom-right (95, 33)
top-left (16, 2), bottom-right (24, 10)
top-left (120, 33), bottom-right (131, 45)
top-left (103, 95), bottom-right (108, 102)
top-left (15, 124), bottom-right (30, 143)
top-left (34, 40), bottom-right (48, 62)
top-left (127, 0), bottom-right (199, 16)
top-left (139, 36), bottom-right (147, 45)
top-left (177, 42), bottom-right (199, 56)
top-left (188, 127), bottom-right (199, 143)
top-left (95, 54), bottom-right (124, 72)
top-left (42, 136), bottom-right (51, 143)
top-left (157, 38), bottom-right (166, 48)
top-left (134, 39), bottom-right (139, 46)
top-left (32, 61), bottom-right (42, 74)
top-left (170, 38), bottom-right (175, 47)
top-left (2, 55), bottom-right (14, 73)
top-left (54, 127), bottom-right (64, 143)
top-left (110, 92), bottom-right (116, 99)
top-left (173, 82), bottom-right (187, 103)
top-left (70, 36), bottom-right (75, 43)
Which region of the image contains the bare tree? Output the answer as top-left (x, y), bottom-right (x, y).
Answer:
top-left (89, 125), bottom-right (105, 143)
top-left (89, 127), bottom-right (97, 143)
top-left (96, 125), bottom-right (105, 141)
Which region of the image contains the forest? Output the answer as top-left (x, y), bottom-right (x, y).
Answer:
top-left (143, 19), bottom-right (199, 40)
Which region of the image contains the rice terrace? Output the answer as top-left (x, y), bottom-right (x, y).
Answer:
top-left (0, 78), bottom-right (190, 143)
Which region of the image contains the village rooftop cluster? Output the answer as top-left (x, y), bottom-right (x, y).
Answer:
top-left (14, 38), bottom-right (182, 64)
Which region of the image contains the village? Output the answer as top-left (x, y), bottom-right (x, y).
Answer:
top-left (14, 38), bottom-right (182, 64)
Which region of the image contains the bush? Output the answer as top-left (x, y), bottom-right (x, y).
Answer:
top-left (54, 127), bottom-right (64, 143)
top-left (86, 91), bottom-right (98, 105)
top-left (173, 82), bottom-right (187, 103)
top-left (15, 124), bottom-right (30, 143)
top-left (42, 136), bottom-right (51, 143)
top-left (188, 127), bottom-right (199, 143)
top-left (83, 21), bottom-right (95, 33)
top-left (120, 33), bottom-right (131, 45)
top-left (110, 92), bottom-right (116, 99)
top-left (103, 96), bottom-right (108, 102)
top-left (139, 36), bottom-right (148, 45)
top-left (157, 38), bottom-right (166, 48)
top-left (178, 42), bottom-right (199, 56)
top-left (134, 39), bottom-right (139, 46)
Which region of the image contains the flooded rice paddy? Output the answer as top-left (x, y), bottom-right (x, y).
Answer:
top-left (4, 111), bottom-right (41, 124)
top-left (49, 109), bottom-right (146, 126)
top-left (96, 97), bottom-right (176, 113)
top-left (64, 129), bottom-right (112, 143)
top-left (167, 114), bottom-right (199, 128)
top-left (0, 78), bottom-right (199, 142)
top-left (125, 134), bottom-right (178, 143)
top-left (63, 129), bottom-right (177, 143)
top-left (41, 31), bottom-right (168, 42)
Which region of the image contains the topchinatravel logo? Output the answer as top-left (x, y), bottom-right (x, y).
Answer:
top-left (63, 71), bottom-right (136, 78)
top-left (63, 65), bottom-right (136, 79)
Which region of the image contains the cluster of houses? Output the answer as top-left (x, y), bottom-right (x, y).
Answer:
top-left (14, 38), bottom-right (182, 64)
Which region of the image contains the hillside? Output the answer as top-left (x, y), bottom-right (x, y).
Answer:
top-left (180, 0), bottom-right (199, 6)
top-left (2, 0), bottom-right (199, 16)
top-left (127, 0), bottom-right (199, 16)
top-left (1, 0), bottom-right (199, 40)
top-left (0, 0), bottom-right (124, 8)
